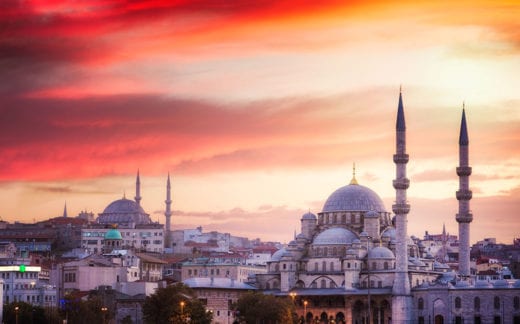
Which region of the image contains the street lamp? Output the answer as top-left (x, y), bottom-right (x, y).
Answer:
top-left (180, 301), bottom-right (185, 322)
top-left (101, 306), bottom-right (108, 324)
top-left (15, 306), bottom-right (19, 324)
top-left (289, 292), bottom-right (297, 303)
top-left (303, 300), bottom-right (308, 323)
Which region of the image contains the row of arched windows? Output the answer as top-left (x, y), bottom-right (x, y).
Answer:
top-left (417, 296), bottom-right (520, 311)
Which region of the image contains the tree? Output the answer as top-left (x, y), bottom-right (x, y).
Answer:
top-left (3, 302), bottom-right (47, 324)
top-left (232, 291), bottom-right (297, 324)
top-left (142, 283), bottom-right (212, 324)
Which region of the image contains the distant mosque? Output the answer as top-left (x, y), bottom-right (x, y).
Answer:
top-left (79, 172), bottom-right (174, 253)
top-left (256, 91), bottom-right (520, 324)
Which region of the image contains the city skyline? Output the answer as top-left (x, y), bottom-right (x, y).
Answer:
top-left (1, 1), bottom-right (519, 243)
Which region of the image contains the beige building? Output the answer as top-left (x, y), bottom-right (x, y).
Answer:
top-left (181, 260), bottom-right (266, 283)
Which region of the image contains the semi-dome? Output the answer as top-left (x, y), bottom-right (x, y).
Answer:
top-left (313, 227), bottom-right (358, 245)
top-left (322, 183), bottom-right (386, 213)
top-left (105, 228), bottom-right (123, 240)
top-left (271, 248), bottom-right (287, 261)
top-left (368, 246), bottom-right (395, 259)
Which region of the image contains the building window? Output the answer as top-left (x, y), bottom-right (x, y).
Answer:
top-left (372, 261), bottom-right (377, 270)
top-left (418, 317), bottom-right (425, 324)
top-left (330, 262), bottom-right (334, 271)
top-left (474, 297), bottom-right (480, 311)
top-left (418, 298), bottom-right (424, 310)
top-left (455, 297), bottom-right (461, 309)
top-left (495, 296), bottom-right (501, 310)
top-left (384, 262), bottom-right (389, 270)
top-left (494, 316), bottom-right (501, 324)
top-left (455, 317), bottom-right (462, 324)
top-left (514, 296), bottom-right (520, 310)
top-left (322, 261), bottom-right (326, 272)
top-left (321, 279), bottom-right (326, 288)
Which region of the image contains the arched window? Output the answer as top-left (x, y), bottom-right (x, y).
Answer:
top-left (418, 298), bottom-right (424, 310)
top-left (322, 261), bottom-right (327, 272)
top-left (455, 297), bottom-right (461, 309)
top-left (372, 261), bottom-right (377, 270)
top-left (321, 279), bottom-right (326, 288)
top-left (314, 262), bottom-right (318, 271)
top-left (474, 297), bottom-right (480, 311)
top-left (323, 247), bottom-right (328, 256)
top-left (332, 247), bottom-right (337, 256)
top-left (351, 214), bottom-right (356, 223)
top-left (283, 263), bottom-right (286, 270)
top-left (330, 262), bottom-right (334, 271)
top-left (384, 262), bottom-right (389, 270)
top-left (494, 296), bottom-right (501, 310)
top-left (514, 296), bottom-right (520, 310)
top-left (265, 283), bottom-right (270, 289)
top-left (347, 262), bottom-right (351, 269)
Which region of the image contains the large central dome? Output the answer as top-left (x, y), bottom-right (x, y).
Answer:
top-left (322, 183), bottom-right (386, 213)
top-left (97, 197), bottom-right (152, 226)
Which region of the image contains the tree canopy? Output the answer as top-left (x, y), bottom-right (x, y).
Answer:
top-left (142, 283), bottom-right (212, 324)
top-left (232, 291), bottom-right (297, 324)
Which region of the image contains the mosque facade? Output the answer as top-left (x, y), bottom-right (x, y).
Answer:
top-left (256, 92), bottom-right (520, 324)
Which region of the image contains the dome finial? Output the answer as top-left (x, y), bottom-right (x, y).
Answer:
top-left (350, 162), bottom-right (359, 185)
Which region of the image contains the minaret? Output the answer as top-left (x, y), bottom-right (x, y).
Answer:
top-left (164, 173), bottom-right (172, 248)
top-left (456, 107), bottom-right (473, 277)
top-left (391, 89), bottom-right (413, 323)
top-left (135, 169), bottom-right (142, 206)
top-left (63, 202), bottom-right (68, 218)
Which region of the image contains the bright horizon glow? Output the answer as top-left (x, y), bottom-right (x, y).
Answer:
top-left (1, 0), bottom-right (519, 245)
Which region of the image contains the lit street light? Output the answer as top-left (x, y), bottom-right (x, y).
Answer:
top-left (15, 306), bottom-right (19, 324)
top-left (101, 306), bottom-right (108, 324)
top-left (180, 301), bottom-right (185, 322)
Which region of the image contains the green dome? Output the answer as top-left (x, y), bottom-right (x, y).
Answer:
top-left (104, 228), bottom-right (123, 240)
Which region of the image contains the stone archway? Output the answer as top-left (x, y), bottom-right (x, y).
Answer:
top-left (435, 314), bottom-right (444, 324)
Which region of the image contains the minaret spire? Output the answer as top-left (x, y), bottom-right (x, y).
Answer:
top-left (63, 202), bottom-right (68, 218)
top-left (392, 87), bottom-right (413, 323)
top-left (456, 105), bottom-right (473, 278)
top-left (350, 162), bottom-right (358, 185)
top-left (164, 173), bottom-right (173, 249)
top-left (135, 169), bottom-right (142, 206)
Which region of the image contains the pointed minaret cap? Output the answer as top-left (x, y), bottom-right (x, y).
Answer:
top-left (350, 163), bottom-right (359, 185)
top-left (63, 202), bottom-right (68, 218)
top-left (396, 87), bottom-right (406, 131)
top-left (459, 104), bottom-right (469, 146)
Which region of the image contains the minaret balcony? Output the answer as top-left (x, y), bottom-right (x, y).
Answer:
top-left (456, 212), bottom-right (473, 223)
top-left (456, 166), bottom-right (472, 176)
top-left (392, 203), bottom-right (410, 215)
top-left (393, 154), bottom-right (409, 164)
top-left (456, 190), bottom-right (472, 200)
top-left (393, 178), bottom-right (410, 190)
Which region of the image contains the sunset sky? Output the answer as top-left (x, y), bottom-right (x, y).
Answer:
top-left (1, 0), bottom-right (519, 244)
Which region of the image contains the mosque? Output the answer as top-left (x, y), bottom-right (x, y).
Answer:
top-left (256, 91), bottom-right (520, 324)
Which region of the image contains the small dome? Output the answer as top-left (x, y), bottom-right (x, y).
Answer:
top-left (301, 212), bottom-right (317, 220)
top-left (368, 246), bottom-right (395, 259)
top-left (322, 184), bottom-right (386, 213)
top-left (105, 228), bottom-right (123, 240)
top-left (313, 227), bottom-right (358, 245)
top-left (381, 227), bottom-right (396, 239)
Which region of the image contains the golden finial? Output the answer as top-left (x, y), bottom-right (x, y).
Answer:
top-left (350, 163), bottom-right (358, 185)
